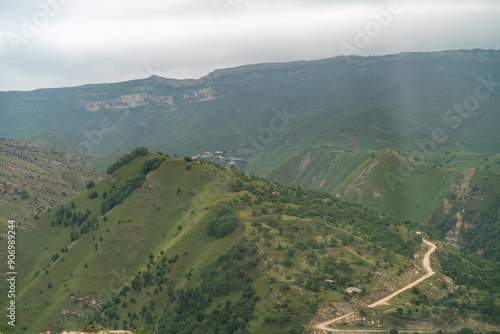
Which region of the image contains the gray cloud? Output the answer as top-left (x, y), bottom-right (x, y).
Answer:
top-left (0, 0), bottom-right (499, 91)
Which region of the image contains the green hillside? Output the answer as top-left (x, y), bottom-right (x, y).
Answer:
top-left (20, 131), bottom-right (86, 158)
top-left (1, 149), bottom-right (499, 333)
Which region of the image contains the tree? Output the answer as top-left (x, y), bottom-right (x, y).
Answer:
top-left (145, 311), bottom-right (153, 324)
top-left (86, 180), bottom-right (95, 189)
top-left (457, 328), bottom-right (474, 334)
top-left (51, 253), bottom-right (60, 262)
top-left (390, 329), bottom-right (399, 334)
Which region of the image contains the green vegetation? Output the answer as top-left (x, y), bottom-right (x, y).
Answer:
top-left (106, 147), bottom-right (149, 174)
top-left (141, 156), bottom-right (166, 175)
top-left (201, 239), bottom-right (257, 296)
top-left (206, 207), bottom-right (240, 239)
top-left (0, 148), bottom-right (431, 333)
top-left (101, 174), bottom-right (145, 215)
top-left (461, 192), bottom-right (500, 262)
top-left (0, 137), bottom-right (102, 228)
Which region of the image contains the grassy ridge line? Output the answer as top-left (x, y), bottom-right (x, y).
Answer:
top-left (262, 145), bottom-right (499, 224)
top-left (11, 154), bottom-right (236, 331)
top-left (8, 151), bottom-right (425, 333)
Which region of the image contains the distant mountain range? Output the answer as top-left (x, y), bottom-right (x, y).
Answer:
top-left (1, 48), bottom-right (499, 227)
top-left (1, 49), bottom-right (498, 160)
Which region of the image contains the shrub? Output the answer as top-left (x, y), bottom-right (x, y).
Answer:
top-left (207, 207), bottom-right (240, 238)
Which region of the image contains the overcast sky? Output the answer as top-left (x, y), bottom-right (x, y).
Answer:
top-left (1, 0), bottom-right (499, 91)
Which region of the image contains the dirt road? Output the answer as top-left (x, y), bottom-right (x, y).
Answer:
top-left (315, 236), bottom-right (437, 332)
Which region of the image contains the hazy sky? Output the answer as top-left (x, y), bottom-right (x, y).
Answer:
top-left (1, 0), bottom-right (499, 91)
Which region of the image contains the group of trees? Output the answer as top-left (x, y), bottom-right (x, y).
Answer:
top-left (53, 206), bottom-right (91, 228)
top-left (438, 250), bottom-right (500, 324)
top-left (101, 174), bottom-right (145, 215)
top-left (201, 239), bottom-right (258, 297)
top-left (102, 155), bottom-right (168, 215)
top-left (207, 207), bottom-right (240, 238)
top-left (461, 192), bottom-right (500, 262)
top-left (229, 171), bottom-right (419, 259)
top-left (107, 147), bottom-right (149, 174)
top-left (141, 156), bottom-right (166, 175)
top-left (155, 284), bottom-right (258, 334)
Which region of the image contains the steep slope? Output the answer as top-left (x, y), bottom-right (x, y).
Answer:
top-left (264, 142), bottom-right (500, 224)
top-left (0, 137), bottom-right (103, 227)
top-left (1, 149), bottom-right (429, 333)
top-left (2, 149), bottom-right (500, 333)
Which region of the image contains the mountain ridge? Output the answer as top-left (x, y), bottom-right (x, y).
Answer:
top-left (1, 48), bottom-right (499, 94)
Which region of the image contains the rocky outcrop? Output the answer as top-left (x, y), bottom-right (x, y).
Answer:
top-left (0, 181), bottom-right (17, 194)
top-left (182, 87), bottom-right (222, 103)
top-left (75, 93), bottom-right (175, 111)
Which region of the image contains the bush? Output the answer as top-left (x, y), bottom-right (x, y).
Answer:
top-left (207, 207), bottom-right (240, 238)
top-left (142, 157), bottom-right (165, 175)
top-left (457, 328), bottom-right (474, 334)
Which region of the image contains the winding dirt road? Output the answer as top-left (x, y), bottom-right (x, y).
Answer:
top-left (315, 235), bottom-right (437, 332)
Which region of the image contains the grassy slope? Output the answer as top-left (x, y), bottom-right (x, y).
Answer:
top-left (262, 134), bottom-right (499, 225)
top-left (13, 155), bottom-right (231, 332)
top-left (85, 151), bottom-right (127, 173)
top-left (2, 152), bottom-right (437, 333)
top-left (20, 131), bottom-right (78, 153)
